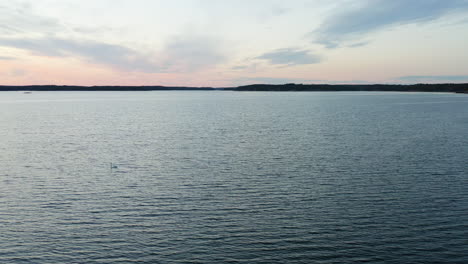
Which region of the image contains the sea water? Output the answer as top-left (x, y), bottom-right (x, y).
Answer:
top-left (1, 91), bottom-right (467, 263)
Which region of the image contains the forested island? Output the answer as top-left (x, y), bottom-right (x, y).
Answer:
top-left (234, 83), bottom-right (468, 93)
top-left (1, 83), bottom-right (467, 93)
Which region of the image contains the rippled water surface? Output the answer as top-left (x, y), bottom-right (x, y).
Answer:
top-left (1, 91), bottom-right (468, 263)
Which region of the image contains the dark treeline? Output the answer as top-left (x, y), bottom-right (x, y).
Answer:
top-left (234, 83), bottom-right (468, 93)
top-left (0, 85), bottom-right (216, 91)
top-left (1, 83), bottom-right (467, 93)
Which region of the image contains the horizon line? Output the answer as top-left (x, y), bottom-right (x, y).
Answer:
top-left (2, 82), bottom-right (468, 88)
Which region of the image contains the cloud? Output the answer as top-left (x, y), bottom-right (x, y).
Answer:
top-left (232, 65), bottom-right (249, 70)
top-left (0, 37), bottom-right (160, 72)
top-left (397, 75), bottom-right (468, 83)
top-left (231, 63), bottom-right (262, 73)
top-left (0, 2), bottom-right (61, 36)
top-left (0, 2), bottom-right (226, 73)
top-left (159, 35), bottom-right (227, 72)
top-left (256, 48), bottom-right (322, 65)
top-left (347, 41), bottom-right (370, 48)
top-left (0, 56), bottom-right (16, 60)
top-left (312, 0), bottom-right (468, 48)
top-left (271, 6), bottom-right (290, 16)
top-left (0, 35), bottom-right (228, 73)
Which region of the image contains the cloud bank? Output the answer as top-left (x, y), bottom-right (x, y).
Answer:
top-left (313, 0), bottom-right (468, 48)
top-left (0, 35), bottom-right (227, 73)
top-left (0, 37), bottom-right (160, 72)
top-left (0, 2), bottom-right (226, 73)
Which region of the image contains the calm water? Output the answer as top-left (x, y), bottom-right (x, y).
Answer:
top-left (1, 91), bottom-right (467, 263)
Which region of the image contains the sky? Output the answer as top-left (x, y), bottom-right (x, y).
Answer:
top-left (1, 0), bottom-right (468, 87)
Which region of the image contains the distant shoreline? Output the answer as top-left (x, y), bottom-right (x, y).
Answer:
top-left (1, 83), bottom-right (467, 93)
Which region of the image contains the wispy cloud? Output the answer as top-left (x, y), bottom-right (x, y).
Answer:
top-left (271, 6), bottom-right (290, 16)
top-left (159, 35), bottom-right (227, 72)
top-left (347, 41), bottom-right (370, 48)
top-left (231, 65), bottom-right (249, 70)
top-left (0, 2), bottom-right (61, 36)
top-left (312, 0), bottom-right (468, 48)
top-left (397, 75), bottom-right (468, 83)
top-left (0, 34), bottom-right (228, 73)
top-left (0, 37), bottom-right (160, 72)
top-left (256, 48), bottom-right (322, 65)
top-left (0, 56), bottom-right (16, 60)
top-left (0, 2), bottom-right (163, 72)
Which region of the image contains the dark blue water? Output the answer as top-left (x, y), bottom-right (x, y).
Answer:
top-left (1, 91), bottom-right (467, 263)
